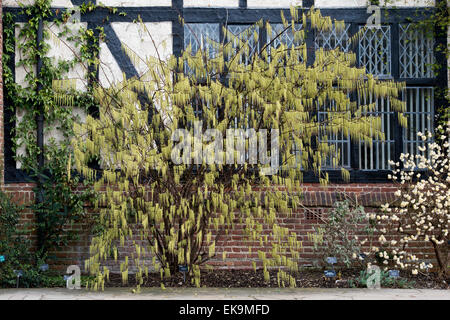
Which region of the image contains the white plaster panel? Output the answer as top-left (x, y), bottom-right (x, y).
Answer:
top-left (315, 0), bottom-right (367, 7)
top-left (43, 108), bottom-right (87, 147)
top-left (46, 22), bottom-right (88, 91)
top-left (380, 0), bottom-right (435, 6)
top-left (97, 0), bottom-right (171, 6)
top-left (184, 0), bottom-right (239, 8)
top-left (315, 0), bottom-right (434, 7)
top-left (15, 23), bottom-right (87, 90)
top-left (4, 0), bottom-right (172, 6)
top-left (15, 23), bottom-right (34, 88)
top-left (15, 109), bottom-right (28, 169)
top-left (3, 0), bottom-right (74, 7)
top-left (13, 24), bottom-right (31, 167)
top-left (247, 0), bottom-right (302, 8)
top-left (14, 21), bottom-right (88, 168)
top-left (99, 21), bottom-right (173, 87)
top-left (42, 22), bottom-right (89, 159)
top-left (99, 42), bottom-right (123, 86)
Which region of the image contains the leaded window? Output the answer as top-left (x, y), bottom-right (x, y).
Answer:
top-left (268, 23), bottom-right (303, 49)
top-left (359, 26), bottom-right (391, 77)
top-left (314, 24), bottom-right (352, 169)
top-left (184, 23), bottom-right (220, 119)
top-left (399, 24), bottom-right (434, 78)
top-left (184, 23), bottom-right (220, 56)
top-left (318, 100), bottom-right (351, 169)
top-left (403, 87), bottom-right (434, 162)
top-left (226, 24), bottom-right (260, 64)
top-left (358, 94), bottom-right (395, 171)
top-left (315, 24), bottom-right (351, 52)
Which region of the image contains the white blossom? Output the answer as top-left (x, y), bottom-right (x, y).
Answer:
top-left (376, 128), bottom-right (450, 276)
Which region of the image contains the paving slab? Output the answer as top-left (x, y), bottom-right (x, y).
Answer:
top-left (0, 288), bottom-right (449, 300)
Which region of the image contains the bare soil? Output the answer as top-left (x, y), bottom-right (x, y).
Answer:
top-left (105, 269), bottom-right (449, 290)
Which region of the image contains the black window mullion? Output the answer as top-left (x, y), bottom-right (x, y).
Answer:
top-left (305, 17), bottom-right (315, 67)
top-left (219, 21), bottom-right (225, 44)
top-left (349, 22), bottom-right (360, 170)
top-left (172, 0), bottom-right (184, 58)
top-left (391, 23), bottom-right (403, 167)
top-left (304, 20), bottom-right (316, 168)
top-left (303, 0), bottom-right (314, 8)
top-left (391, 23), bottom-right (400, 80)
top-left (260, 19), bottom-right (267, 52)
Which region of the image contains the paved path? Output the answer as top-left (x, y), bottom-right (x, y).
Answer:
top-left (0, 287), bottom-right (449, 300)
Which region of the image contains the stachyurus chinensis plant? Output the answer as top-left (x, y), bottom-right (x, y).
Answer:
top-left (63, 7), bottom-right (408, 290)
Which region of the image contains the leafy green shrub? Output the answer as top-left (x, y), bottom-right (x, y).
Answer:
top-left (38, 275), bottom-right (94, 288)
top-left (31, 150), bottom-right (97, 259)
top-left (2, 2), bottom-right (97, 263)
top-left (350, 269), bottom-right (415, 289)
top-left (0, 157), bottom-right (96, 288)
top-left (308, 200), bottom-right (375, 268)
top-left (0, 190), bottom-right (60, 288)
top-left (0, 190), bottom-right (37, 287)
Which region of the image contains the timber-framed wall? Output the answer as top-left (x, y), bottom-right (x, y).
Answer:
top-left (2, 0), bottom-right (447, 184)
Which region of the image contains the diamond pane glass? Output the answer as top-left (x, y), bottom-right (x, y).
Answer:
top-left (399, 24), bottom-right (435, 78)
top-left (226, 24), bottom-right (259, 64)
top-left (184, 24), bottom-right (220, 118)
top-left (359, 26), bottom-right (391, 77)
top-left (266, 23), bottom-right (304, 170)
top-left (184, 23), bottom-right (220, 56)
top-left (268, 23), bottom-right (303, 48)
top-left (314, 24), bottom-right (351, 169)
top-left (315, 24), bottom-right (351, 52)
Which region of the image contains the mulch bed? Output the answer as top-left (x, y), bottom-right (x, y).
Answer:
top-left (105, 269), bottom-right (449, 289)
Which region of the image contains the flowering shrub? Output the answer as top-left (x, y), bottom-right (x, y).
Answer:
top-left (374, 123), bottom-right (449, 278)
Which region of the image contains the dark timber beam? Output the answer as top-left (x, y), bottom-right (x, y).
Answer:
top-left (4, 7), bottom-right (435, 24)
top-left (36, 17), bottom-right (45, 256)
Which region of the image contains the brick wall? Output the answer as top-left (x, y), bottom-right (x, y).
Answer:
top-left (0, 181), bottom-right (439, 274)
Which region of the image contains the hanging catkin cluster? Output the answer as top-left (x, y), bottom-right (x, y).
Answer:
top-left (68, 7), bottom-right (406, 290)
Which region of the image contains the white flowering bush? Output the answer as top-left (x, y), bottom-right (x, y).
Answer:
top-left (374, 123), bottom-right (450, 278)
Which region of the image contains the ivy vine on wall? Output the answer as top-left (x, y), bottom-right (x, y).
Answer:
top-left (1, 0), bottom-right (106, 260)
